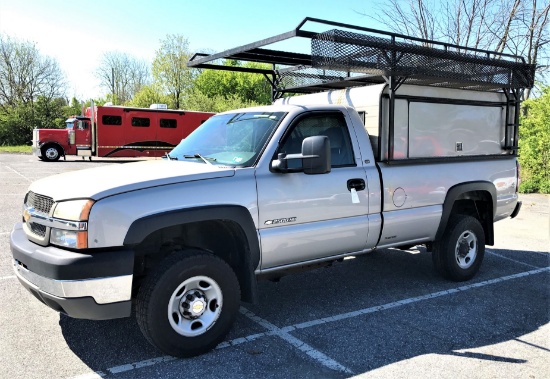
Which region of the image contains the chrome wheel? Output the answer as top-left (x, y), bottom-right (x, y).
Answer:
top-left (42, 145), bottom-right (61, 161)
top-left (167, 275), bottom-right (223, 337)
top-left (455, 230), bottom-right (477, 269)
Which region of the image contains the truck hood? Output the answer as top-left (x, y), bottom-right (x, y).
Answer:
top-left (29, 160), bottom-right (235, 201)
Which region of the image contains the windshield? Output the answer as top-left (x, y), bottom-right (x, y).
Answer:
top-left (169, 111), bottom-right (285, 167)
top-left (65, 121), bottom-right (75, 129)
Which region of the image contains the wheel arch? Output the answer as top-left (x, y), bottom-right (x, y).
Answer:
top-left (124, 205), bottom-right (259, 303)
top-left (435, 181), bottom-right (497, 245)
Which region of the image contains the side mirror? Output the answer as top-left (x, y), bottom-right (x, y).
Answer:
top-left (272, 136), bottom-right (331, 175)
top-left (302, 135), bottom-right (330, 174)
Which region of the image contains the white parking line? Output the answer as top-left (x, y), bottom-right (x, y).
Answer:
top-left (4, 165), bottom-right (32, 182)
top-left (487, 250), bottom-right (541, 269)
top-left (107, 356), bottom-right (177, 375)
top-left (284, 266), bottom-right (550, 333)
top-left (69, 266), bottom-right (549, 379)
top-left (0, 275), bottom-right (16, 281)
top-left (240, 307), bottom-right (353, 374)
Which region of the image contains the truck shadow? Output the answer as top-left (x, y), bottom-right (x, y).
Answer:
top-left (59, 247), bottom-right (549, 377)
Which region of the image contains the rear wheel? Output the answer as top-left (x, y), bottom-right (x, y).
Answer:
top-left (136, 250), bottom-right (240, 357)
top-left (41, 144), bottom-right (61, 162)
top-left (432, 215), bottom-right (485, 281)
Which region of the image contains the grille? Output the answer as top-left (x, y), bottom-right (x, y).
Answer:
top-left (26, 191), bottom-right (54, 215)
top-left (29, 222), bottom-right (47, 237)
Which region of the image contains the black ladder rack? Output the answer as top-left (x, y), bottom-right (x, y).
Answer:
top-left (188, 17), bottom-right (535, 100)
top-left (188, 17), bottom-right (535, 160)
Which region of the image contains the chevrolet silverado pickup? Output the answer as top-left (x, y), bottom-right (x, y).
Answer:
top-left (10, 17), bottom-right (532, 357)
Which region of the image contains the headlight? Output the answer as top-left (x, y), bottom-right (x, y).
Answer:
top-left (53, 199), bottom-right (94, 221)
top-left (50, 199), bottom-right (94, 248)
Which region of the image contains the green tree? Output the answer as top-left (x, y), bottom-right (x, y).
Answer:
top-left (519, 85), bottom-right (550, 193)
top-left (0, 103), bottom-right (33, 145)
top-left (193, 61), bottom-right (271, 105)
top-left (152, 34), bottom-right (196, 109)
top-left (126, 84), bottom-right (172, 108)
top-left (33, 96), bottom-right (67, 129)
top-left (0, 34), bottom-right (67, 145)
top-left (183, 88), bottom-right (263, 113)
top-left (64, 97), bottom-right (83, 117)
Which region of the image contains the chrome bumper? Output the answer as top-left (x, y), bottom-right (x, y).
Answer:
top-left (13, 259), bottom-right (132, 304)
top-left (13, 259), bottom-right (132, 320)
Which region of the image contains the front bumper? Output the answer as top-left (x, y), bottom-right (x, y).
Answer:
top-left (10, 222), bottom-right (133, 320)
top-left (32, 146), bottom-right (41, 157)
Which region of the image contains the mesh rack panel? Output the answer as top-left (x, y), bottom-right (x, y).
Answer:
top-left (310, 29), bottom-right (535, 91)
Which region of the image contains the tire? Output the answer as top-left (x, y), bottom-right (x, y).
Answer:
top-left (41, 144), bottom-right (61, 162)
top-left (432, 215), bottom-right (485, 281)
top-left (136, 250), bottom-right (240, 357)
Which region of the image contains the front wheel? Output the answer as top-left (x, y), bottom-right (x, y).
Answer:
top-left (432, 215), bottom-right (485, 281)
top-left (41, 144), bottom-right (61, 162)
top-left (136, 250), bottom-right (240, 357)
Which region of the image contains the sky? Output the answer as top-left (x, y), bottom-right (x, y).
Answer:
top-left (0, 0), bottom-right (386, 100)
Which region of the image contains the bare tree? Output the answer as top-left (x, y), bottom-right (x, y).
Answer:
top-left (0, 34), bottom-right (65, 108)
top-left (367, 0), bottom-right (550, 97)
top-left (96, 51), bottom-right (151, 104)
top-left (370, 0), bottom-right (439, 43)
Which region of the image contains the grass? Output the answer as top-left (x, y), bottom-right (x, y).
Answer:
top-left (0, 145), bottom-right (32, 153)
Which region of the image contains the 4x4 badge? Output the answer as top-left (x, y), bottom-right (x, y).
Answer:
top-left (264, 217), bottom-right (297, 225)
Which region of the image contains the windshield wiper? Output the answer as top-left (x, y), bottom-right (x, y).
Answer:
top-left (165, 153), bottom-right (178, 160)
top-left (183, 154), bottom-right (216, 165)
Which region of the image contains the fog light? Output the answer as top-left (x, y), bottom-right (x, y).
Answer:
top-left (50, 229), bottom-right (88, 248)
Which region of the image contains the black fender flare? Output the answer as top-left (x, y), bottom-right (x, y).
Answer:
top-left (124, 205), bottom-right (260, 303)
top-left (435, 181), bottom-right (497, 243)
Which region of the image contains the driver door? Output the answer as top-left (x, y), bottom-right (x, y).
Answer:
top-left (256, 111), bottom-right (370, 270)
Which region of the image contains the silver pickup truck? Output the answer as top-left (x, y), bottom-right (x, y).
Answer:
top-left (10, 18), bottom-right (532, 357)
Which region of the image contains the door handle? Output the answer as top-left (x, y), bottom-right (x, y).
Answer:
top-left (347, 178), bottom-right (366, 191)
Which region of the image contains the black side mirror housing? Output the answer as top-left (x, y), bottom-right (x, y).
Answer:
top-left (272, 136), bottom-right (331, 175)
top-left (302, 135), bottom-right (331, 174)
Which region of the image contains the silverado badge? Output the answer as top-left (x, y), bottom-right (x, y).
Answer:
top-left (264, 217), bottom-right (297, 225)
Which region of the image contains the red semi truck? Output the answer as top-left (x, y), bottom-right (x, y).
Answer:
top-left (32, 104), bottom-right (215, 161)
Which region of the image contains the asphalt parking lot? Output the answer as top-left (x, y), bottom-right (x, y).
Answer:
top-left (1, 153), bottom-right (548, 379)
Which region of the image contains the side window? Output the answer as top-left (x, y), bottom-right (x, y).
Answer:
top-left (76, 120), bottom-right (88, 130)
top-left (102, 115), bottom-right (122, 125)
top-left (160, 118), bottom-right (177, 128)
top-left (279, 112), bottom-right (355, 168)
top-left (132, 117), bottom-right (150, 127)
